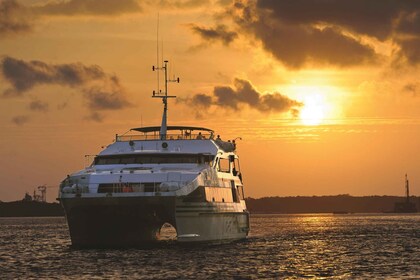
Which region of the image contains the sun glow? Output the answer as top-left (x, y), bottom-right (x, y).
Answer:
top-left (290, 85), bottom-right (341, 126)
top-left (300, 93), bottom-right (327, 125)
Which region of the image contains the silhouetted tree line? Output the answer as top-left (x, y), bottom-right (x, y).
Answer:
top-left (245, 195), bottom-right (420, 213)
top-left (0, 201), bottom-right (64, 217)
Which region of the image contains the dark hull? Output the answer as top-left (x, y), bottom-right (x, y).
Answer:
top-left (61, 196), bottom-right (176, 247)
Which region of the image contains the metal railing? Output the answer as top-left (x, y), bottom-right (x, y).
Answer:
top-left (116, 132), bottom-right (214, 142)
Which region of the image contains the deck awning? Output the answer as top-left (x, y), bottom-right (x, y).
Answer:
top-left (131, 126), bottom-right (214, 133)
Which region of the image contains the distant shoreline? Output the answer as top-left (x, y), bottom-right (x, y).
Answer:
top-left (246, 195), bottom-right (420, 214)
top-left (0, 195), bottom-right (419, 217)
top-left (0, 201), bottom-right (64, 217)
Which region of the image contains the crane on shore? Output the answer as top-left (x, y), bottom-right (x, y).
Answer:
top-left (23, 185), bottom-right (57, 203)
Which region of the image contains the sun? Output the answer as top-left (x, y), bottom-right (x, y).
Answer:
top-left (289, 85), bottom-right (338, 126)
top-left (299, 93), bottom-right (327, 125)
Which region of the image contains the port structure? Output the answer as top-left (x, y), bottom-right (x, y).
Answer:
top-left (152, 60), bottom-right (179, 140)
top-left (24, 185), bottom-right (56, 202)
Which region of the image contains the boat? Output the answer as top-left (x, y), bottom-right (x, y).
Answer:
top-left (58, 60), bottom-right (250, 247)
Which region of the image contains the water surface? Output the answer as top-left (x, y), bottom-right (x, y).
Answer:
top-left (0, 214), bottom-right (419, 279)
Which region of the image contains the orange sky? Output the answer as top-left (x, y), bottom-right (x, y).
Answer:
top-left (1, 0), bottom-right (420, 201)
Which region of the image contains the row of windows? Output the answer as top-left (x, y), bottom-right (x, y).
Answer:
top-left (216, 157), bottom-right (241, 175)
top-left (94, 154), bottom-right (214, 165)
top-left (93, 153), bottom-right (242, 177)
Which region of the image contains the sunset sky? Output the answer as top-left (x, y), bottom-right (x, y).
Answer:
top-left (1, 0), bottom-right (420, 202)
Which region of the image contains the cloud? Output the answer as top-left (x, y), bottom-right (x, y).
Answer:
top-left (0, 56), bottom-right (131, 111)
top-left (226, 0), bottom-right (420, 68)
top-left (403, 82), bottom-right (420, 96)
top-left (255, 0), bottom-right (418, 41)
top-left (85, 112), bottom-right (104, 122)
top-left (11, 115), bottom-right (29, 126)
top-left (33, 0), bottom-right (142, 16)
top-left (395, 38), bottom-right (420, 65)
top-left (185, 93), bottom-right (213, 109)
top-left (256, 23), bottom-right (377, 68)
top-left (1, 56), bottom-right (106, 94)
top-left (190, 24), bottom-right (238, 45)
top-left (156, 0), bottom-right (210, 9)
top-left (0, 0), bottom-right (142, 39)
top-left (0, 0), bottom-right (33, 37)
top-left (29, 99), bottom-right (49, 112)
top-left (181, 78), bottom-right (302, 116)
top-left (84, 85), bottom-right (130, 110)
top-left (230, 1), bottom-right (380, 68)
top-left (396, 11), bottom-right (420, 36)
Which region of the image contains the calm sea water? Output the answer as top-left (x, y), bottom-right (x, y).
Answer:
top-left (0, 214), bottom-right (419, 279)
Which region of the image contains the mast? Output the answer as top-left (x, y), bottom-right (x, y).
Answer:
top-left (152, 60), bottom-right (179, 140)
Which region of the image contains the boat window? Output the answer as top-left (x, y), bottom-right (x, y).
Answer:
top-left (233, 158), bottom-right (241, 176)
top-left (218, 158), bottom-right (230, 173)
top-left (120, 157), bottom-right (136, 164)
top-left (94, 154), bottom-right (214, 165)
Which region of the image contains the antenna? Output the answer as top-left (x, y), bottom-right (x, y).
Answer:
top-left (152, 16), bottom-right (180, 140)
top-left (156, 13), bottom-right (160, 94)
top-left (152, 60), bottom-right (180, 140)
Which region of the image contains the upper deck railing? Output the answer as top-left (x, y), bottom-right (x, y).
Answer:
top-left (116, 132), bottom-right (214, 142)
top-left (116, 126), bottom-right (214, 142)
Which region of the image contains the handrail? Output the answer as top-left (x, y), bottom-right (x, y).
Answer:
top-left (116, 132), bottom-right (214, 142)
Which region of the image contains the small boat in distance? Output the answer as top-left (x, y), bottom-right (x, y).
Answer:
top-left (58, 60), bottom-right (250, 247)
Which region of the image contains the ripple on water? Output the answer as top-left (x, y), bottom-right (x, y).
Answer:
top-left (0, 214), bottom-right (419, 279)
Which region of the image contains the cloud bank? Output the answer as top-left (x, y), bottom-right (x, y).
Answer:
top-left (1, 56), bottom-right (131, 120)
top-left (33, 0), bottom-right (141, 16)
top-left (0, 0), bottom-right (142, 38)
top-left (188, 0), bottom-right (420, 68)
top-left (181, 78), bottom-right (302, 117)
top-left (0, 0), bottom-right (33, 37)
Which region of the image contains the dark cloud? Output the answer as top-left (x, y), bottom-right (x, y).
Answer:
top-left (29, 99), bottom-right (49, 112)
top-left (256, 0), bottom-right (419, 41)
top-left (156, 0), bottom-right (209, 9)
top-left (190, 24), bottom-right (238, 45)
top-left (231, 1), bottom-right (380, 68)
top-left (403, 82), bottom-right (420, 96)
top-left (257, 22), bottom-right (377, 68)
top-left (0, 0), bottom-right (33, 36)
top-left (1, 56), bottom-right (131, 111)
top-left (183, 93), bottom-right (213, 109)
top-left (395, 38), bottom-right (420, 65)
top-left (1, 56), bottom-right (105, 94)
top-left (396, 12), bottom-right (420, 35)
top-left (85, 112), bottom-right (104, 122)
top-left (0, 0), bottom-right (142, 39)
top-left (34, 0), bottom-right (141, 16)
top-left (227, 0), bottom-right (420, 68)
top-left (182, 78), bottom-right (302, 115)
top-left (84, 86), bottom-right (130, 110)
top-left (11, 115), bottom-right (29, 126)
